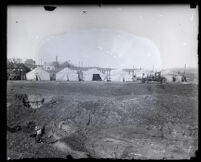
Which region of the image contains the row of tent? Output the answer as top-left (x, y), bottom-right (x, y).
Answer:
top-left (26, 67), bottom-right (186, 82)
top-left (26, 67), bottom-right (138, 82)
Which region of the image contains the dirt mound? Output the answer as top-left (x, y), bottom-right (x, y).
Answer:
top-left (23, 94), bottom-right (56, 109)
top-left (48, 120), bottom-right (78, 140)
top-left (7, 82), bottom-right (198, 159)
top-left (46, 120), bottom-right (90, 158)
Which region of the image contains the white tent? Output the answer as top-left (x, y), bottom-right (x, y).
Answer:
top-left (161, 71), bottom-right (183, 83)
top-left (163, 74), bottom-right (174, 82)
top-left (83, 68), bottom-right (105, 81)
top-left (56, 67), bottom-right (78, 81)
top-left (161, 70), bottom-right (172, 82)
top-left (26, 67), bottom-right (50, 80)
top-left (110, 69), bottom-right (127, 82)
top-left (176, 75), bottom-right (182, 82)
top-left (135, 70), bottom-right (149, 78)
top-left (124, 71), bottom-right (133, 81)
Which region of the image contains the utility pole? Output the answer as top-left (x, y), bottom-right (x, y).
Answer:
top-left (132, 65), bottom-right (135, 81)
top-left (184, 64), bottom-right (186, 74)
top-left (40, 58), bottom-right (43, 66)
top-left (56, 56), bottom-right (58, 69)
top-left (107, 66), bottom-right (111, 81)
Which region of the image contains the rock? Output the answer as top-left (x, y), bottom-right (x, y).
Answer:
top-left (66, 154), bottom-right (73, 159)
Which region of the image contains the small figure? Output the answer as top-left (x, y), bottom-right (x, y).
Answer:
top-left (172, 76), bottom-right (176, 82)
top-left (30, 125), bottom-right (45, 143)
top-left (142, 73), bottom-right (146, 83)
top-left (181, 75), bottom-right (187, 82)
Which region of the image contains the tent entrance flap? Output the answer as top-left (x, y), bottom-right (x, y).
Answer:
top-left (92, 74), bottom-right (102, 81)
top-left (36, 75), bottom-right (38, 80)
top-left (36, 75), bottom-right (41, 81)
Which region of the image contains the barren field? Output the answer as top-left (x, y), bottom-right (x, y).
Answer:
top-left (7, 81), bottom-right (198, 159)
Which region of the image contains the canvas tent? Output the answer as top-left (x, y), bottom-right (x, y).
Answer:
top-left (124, 71), bottom-right (133, 81)
top-left (135, 69), bottom-right (149, 79)
top-left (176, 75), bottom-right (182, 82)
top-left (161, 69), bottom-right (183, 83)
top-left (165, 75), bottom-right (182, 82)
top-left (56, 67), bottom-right (79, 81)
top-left (163, 74), bottom-right (174, 82)
top-left (26, 67), bottom-right (50, 80)
top-left (110, 69), bottom-right (128, 82)
top-left (83, 68), bottom-right (105, 81)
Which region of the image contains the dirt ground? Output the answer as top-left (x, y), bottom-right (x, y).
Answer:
top-left (7, 81), bottom-right (198, 159)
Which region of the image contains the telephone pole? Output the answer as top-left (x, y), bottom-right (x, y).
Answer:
top-left (40, 58), bottom-right (43, 66)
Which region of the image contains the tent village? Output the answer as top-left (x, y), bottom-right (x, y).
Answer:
top-left (23, 64), bottom-right (189, 83)
top-left (7, 55), bottom-right (189, 83)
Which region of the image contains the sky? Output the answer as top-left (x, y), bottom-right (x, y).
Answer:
top-left (7, 5), bottom-right (198, 70)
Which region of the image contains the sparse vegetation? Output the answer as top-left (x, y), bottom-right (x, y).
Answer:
top-left (7, 81), bottom-right (198, 159)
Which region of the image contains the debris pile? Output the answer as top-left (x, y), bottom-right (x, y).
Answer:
top-left (26, 95), bottom-right (45, 109)
top-left (16, 94), bottom-right (57, 109)
top-left (47, 119), bottom-right (78, 140)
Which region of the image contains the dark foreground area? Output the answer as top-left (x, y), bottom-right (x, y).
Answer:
top-left (7, 81), bottom-right (198, 159)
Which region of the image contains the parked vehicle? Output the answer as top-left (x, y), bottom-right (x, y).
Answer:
top-left (142, 72), bottom-right (166, 83)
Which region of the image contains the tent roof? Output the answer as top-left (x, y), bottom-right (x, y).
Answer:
top-left (56, 67), bottom-right (77, 74)
top-left (27, 67), bottom-right (49, 74)
top-left (110, 69), bottom-right (127, 76)
top-left (26, 67), bottom-right (50, 80)
top-left (84, 68), bottom-right (103, 74)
